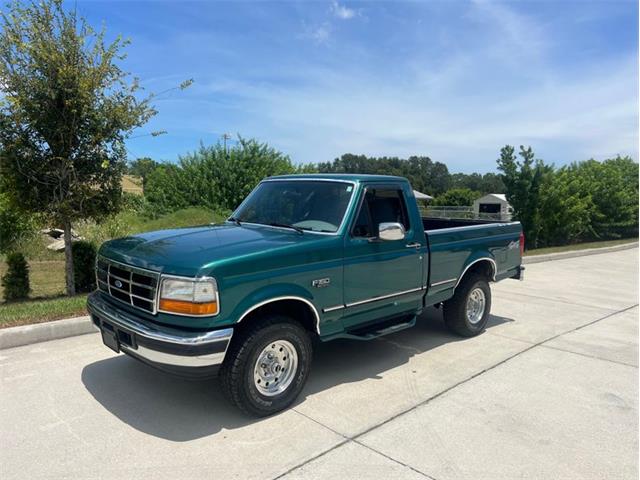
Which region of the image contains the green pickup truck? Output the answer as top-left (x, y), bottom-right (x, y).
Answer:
top-left (87, 174), bottom-right (524, 415)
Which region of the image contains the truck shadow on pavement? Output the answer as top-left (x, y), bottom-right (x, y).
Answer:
top-left (81, 307), bottom-right (513, 441)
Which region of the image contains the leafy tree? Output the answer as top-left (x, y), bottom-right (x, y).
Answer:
top-left (537, 156), bottom-right (638, 246)
top-left (145, 137), bottom-right (295, 213)
top-left (582, 156), bottom-right (638, 239)
top-left (432, 188), bottom-right (480, 207)
top-left (318, 154), bottom-right (451, 195)
top-left (450, 172), bottom-right (482, 192)
top-left (479, 173), bottom-right (507, 193)
top-left (0, 0), bottom-right (156, 295)
top-left (497, 145), bottom-right (552, 248)
top-left (537, 165), bottom-right (596, 246)
top-left (128, 157), bottom-right (160, 189)
top-left (144, 163), bottom-right (188, 214)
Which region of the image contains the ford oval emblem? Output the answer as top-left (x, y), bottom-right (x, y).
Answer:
top-left (114, 280), bottom-right (123, 288)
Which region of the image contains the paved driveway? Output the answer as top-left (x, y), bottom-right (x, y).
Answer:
top-left (1, 249), bottom-right (637, 479)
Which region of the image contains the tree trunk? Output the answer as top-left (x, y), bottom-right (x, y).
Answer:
top-left (63, 219), bottom-right (76, 296)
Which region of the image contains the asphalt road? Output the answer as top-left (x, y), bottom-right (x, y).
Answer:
top-left (1, 249), bottom-right (637, 480)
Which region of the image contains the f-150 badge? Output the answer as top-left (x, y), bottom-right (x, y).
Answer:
top-left (312, 278), bottom-right (330, 288)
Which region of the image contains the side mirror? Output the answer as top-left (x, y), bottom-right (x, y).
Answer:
top-left (378, 222), bottom-right (406, 241)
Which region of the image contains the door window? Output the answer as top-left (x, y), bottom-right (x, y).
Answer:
top-left (352, 188), bottom-right (410, 238)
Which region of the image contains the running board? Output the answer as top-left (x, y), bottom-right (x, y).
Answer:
top-left (324, 315), bottom-right (417, 341)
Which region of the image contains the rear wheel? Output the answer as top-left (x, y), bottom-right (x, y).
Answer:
top-left (443, 274), bottom-right (491, 337)
top-left (219, 315), bottom-right (312, 416)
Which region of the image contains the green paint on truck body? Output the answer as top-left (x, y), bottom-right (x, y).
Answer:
top-left (96, 174), bottom-right (523, 338)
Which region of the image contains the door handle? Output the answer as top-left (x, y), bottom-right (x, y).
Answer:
top-left (406, 242), bottom-right (421, 249)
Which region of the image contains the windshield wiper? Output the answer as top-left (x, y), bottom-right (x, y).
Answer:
top-left (227, 216), bottom-right (243, 226)
top-left (268, 222), bottom-right (304, 234)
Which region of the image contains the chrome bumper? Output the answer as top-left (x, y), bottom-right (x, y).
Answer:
top-left (87, 291), bottom-right (233, 369)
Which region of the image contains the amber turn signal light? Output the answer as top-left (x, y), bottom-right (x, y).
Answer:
top-left (159, 299), bottom-right (218, 316)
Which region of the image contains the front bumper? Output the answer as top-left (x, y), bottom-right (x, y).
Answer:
top-left (87, 291), bottom-right (233, 373)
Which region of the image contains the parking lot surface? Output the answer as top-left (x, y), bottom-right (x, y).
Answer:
top-left (1, 248), bottom-right (637, 479)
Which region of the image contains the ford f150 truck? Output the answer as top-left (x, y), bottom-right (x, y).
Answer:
top-left (87, 174), bottom-right (524, 416)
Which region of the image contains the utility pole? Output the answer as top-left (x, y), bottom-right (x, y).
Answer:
top-left (221, 133), bottom-right (232, 156)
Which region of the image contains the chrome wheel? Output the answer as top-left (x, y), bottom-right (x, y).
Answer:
top-left (466, 287), bottom-right (486, 325)
top-left (253, 340), bottom-right (298, 397)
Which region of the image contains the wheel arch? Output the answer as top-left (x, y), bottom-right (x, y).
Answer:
top-left (237, 296), bottom-right (321, 336)
top-left (454, 256), bottom-right (496, 291)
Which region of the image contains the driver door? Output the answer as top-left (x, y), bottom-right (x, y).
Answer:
top-left (342, 185), bottom-right (424, 330)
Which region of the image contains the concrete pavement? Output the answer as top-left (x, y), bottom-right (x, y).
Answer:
top-left (0, 248), bottom-right (637, 479)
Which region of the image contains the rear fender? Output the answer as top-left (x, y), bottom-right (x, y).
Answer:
top-left (455, 253), bottom-right (497, 290)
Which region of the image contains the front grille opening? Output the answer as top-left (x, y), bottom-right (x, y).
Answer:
top-left (132, 272), bottom-right (156, 287)
top-left (111, 289), bottom-right (130, 303)
top-left (96, 257), bottom-right (159, 314)
top-left (110, 265), bottom-right (130, 279)
top-left (131, 284), bottom-right (154, 299)
top-left (132, 296), bottom-right (153, 309)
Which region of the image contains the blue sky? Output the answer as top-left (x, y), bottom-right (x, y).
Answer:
top-left (79, 0), bottom-right (638, 173)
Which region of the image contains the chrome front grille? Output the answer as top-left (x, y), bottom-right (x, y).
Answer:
top-left (96, 257), bottom-right (159, 314)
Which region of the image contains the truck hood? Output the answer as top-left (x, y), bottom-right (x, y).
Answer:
top-left (99, 223), bottom-right (326, 276)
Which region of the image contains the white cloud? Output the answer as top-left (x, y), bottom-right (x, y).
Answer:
top-left (467, 0), bottom-right (549, 63)
top-left (299, 20), bottom-right (332, 44)
top-left (331, 1), bottom-right (356, 20)
top-left (203, 50), bottom-right (637, 170)
top-left (144, 1), bottom-right (638, 171)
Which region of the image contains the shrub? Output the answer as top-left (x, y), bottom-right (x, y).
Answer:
top-left (144, 137), bottom-right (295, 213)
top-left (72, 241), bottom-right (97, 293)
top-left (0, 193), bottom-right (38, 255)
top-left (2, 253), bottom-right (30, 301)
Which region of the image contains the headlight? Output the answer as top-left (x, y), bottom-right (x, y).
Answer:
top-left (158, 276), bottom-right (219, 316)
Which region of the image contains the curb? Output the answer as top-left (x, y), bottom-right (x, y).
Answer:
top-left (0, 315), bottom-right (96, 350)
top-left (1, 242), bottom-right (636, 350)
top-left (523, 241), bottom-right (637, 264)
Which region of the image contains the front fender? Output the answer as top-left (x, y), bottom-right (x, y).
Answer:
top-left (225, 283), bottom-right (320, 331)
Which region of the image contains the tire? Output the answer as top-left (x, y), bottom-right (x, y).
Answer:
top-left (443, 274), bottom-right (491, 337)
top-left (219, 314), bottom-right (313, 417)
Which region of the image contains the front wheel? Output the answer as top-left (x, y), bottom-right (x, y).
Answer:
top-left (219, 315), bottom-right (313, 416)
top-left (443, 274), bottom-right (491, 337)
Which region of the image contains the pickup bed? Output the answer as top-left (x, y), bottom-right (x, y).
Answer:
top-left (88, 174), bottom-right (524, 415)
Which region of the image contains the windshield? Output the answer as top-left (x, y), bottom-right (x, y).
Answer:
top-left (232, 180), bottom-right (354, 233)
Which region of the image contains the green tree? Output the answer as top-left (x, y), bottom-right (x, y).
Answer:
top-left (432, 188), bottom-right (480, 207)
top-left (128, 157), bottom-right (160, 190)
top-left (145, 137), bottom-right (295, 213)
top-left (497, 145), bottom-right (552, 248)
top-left (583, 157), bottom-right (638, 239)
top-left (318, 154), bottom-right (451, 195)
top-left (537, 156), bottom-right (638, 246)
top-left (0, 0), bottom-right (156, 295)
top-left (537, 165), bottom-right (596, 246)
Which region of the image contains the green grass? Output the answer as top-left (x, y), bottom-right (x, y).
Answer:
top-left (0, 294), bottom-right (88, 328)
top-left (124, 207), bottom-right (225, 232)
top-left (525, 238), bottom-right (637, 256)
